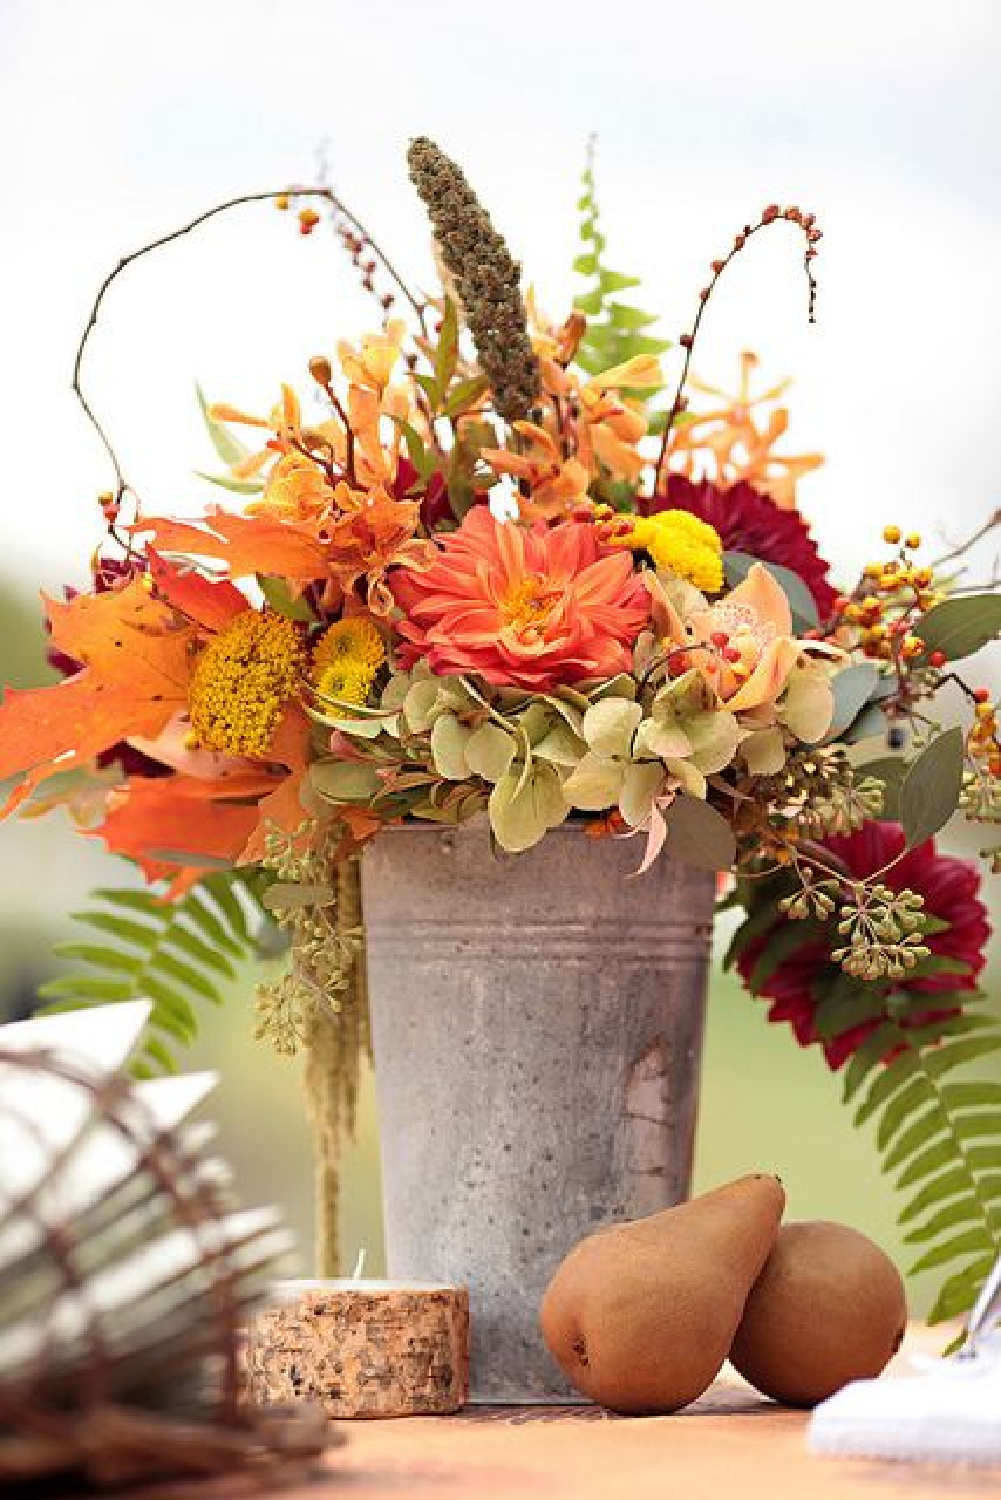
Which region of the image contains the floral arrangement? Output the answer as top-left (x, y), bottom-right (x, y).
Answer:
top-left (2, 138), bottom-right (999, 1319)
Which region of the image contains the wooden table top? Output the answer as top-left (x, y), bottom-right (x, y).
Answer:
top-left (79, 1328), bottom-right (1000, 1500)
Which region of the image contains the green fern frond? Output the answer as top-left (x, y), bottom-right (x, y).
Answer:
top-left (39, 868), bottom-right (277, 1076)
top-left (833, 1003), bottom-right (1001, 1324)
top-left (732, 893), bottom-right (1001, 1324)
top-left (573, 138), bottom-right (670, 388)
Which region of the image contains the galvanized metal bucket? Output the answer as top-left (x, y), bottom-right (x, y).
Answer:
top-left (361, 820), bottom-right (715, 1402)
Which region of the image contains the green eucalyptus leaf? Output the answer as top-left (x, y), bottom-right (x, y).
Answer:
top-left (194, 470), bottom-right (264, 496)
top-left (827, 663), bottom-right (881, 739)
top-left (842, 702), bottom-right (889, 745)
top-left (916, 594), bottom-right (1001, 662)
top-left (663, 795), bottom-right (736, 872)
top-left (899, 727), bottom-right (964, 848)
top-left (196, 383), bottom-right (251, 465)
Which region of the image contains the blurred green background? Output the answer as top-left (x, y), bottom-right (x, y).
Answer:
top-left (3, 580), bottom-right (997, 1318)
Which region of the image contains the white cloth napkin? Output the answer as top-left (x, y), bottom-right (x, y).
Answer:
top-left (809, 1331), bottom-right (1001, 1465)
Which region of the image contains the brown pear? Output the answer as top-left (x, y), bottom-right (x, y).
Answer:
top-left (539, 1173), bottom-right (785, 1414)
top-left (729, 1221), bottom-right (907, 1407)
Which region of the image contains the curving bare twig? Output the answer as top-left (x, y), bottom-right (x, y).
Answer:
top-left (72, 187), bottom-right (426, 507)
top-left (653, 205), bottom-right (821, 495)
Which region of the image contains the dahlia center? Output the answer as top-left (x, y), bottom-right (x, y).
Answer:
top-left (501, 575), bottom-right (561, 638)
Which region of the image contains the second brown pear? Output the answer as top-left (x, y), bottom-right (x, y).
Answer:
top-left (539, 1173), bottom-right (785, 1414)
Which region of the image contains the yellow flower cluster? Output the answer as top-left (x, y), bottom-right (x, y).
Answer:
top-left (189, 611), bottom-right (306, 758)
top-left (311, 618), bottom-right (386, 710)
top-left (623, 509), bottom-right (724, 594)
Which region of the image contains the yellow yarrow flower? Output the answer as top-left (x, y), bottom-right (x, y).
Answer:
top-left (623, 509), bottom-right (724, 594)
top-left (312, 618), bottom-right (386, 674)
top-left (188, 611), bottom-right (306, 758)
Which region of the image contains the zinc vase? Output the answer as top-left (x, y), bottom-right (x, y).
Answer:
top-left (360, 820), bottom-right (715, 1403)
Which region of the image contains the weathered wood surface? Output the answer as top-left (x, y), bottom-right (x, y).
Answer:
top-left (244, 1282), bottom-right (469, 1419)
top-left (64, 1327), bottom-right (997, 1499)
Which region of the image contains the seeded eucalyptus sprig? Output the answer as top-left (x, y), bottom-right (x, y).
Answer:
top-left (406, 136), bottom-right (540, 423)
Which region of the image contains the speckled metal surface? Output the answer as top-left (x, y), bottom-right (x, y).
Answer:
top-left (361, 821), bottom-right (715, 1403)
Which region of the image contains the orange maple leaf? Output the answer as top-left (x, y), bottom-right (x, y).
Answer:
top-left (95, 768), bottom-right (278, 884)
top-left (238, 708), bottom-right (314, 863)
top-left (148, 549), bottom-right (248, 632)
top-left (0, 580), bottom-right (197, 815)
top-left (137, 508), bottom-right (326, 582)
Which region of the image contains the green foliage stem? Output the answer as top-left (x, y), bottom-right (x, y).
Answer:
top-left (573, 138), bottom-right (670, 392)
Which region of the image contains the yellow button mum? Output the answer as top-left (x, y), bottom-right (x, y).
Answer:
top-left (188, 611), bottom-right (305, 758)
top-left (312, 618), bottom-right (386, 674)
top-left (625, 509), bottom-right (724, 594)
top-left (310, 618), bottom-right (386, 712)
top-left (313, 662), bottom-right (375, 708)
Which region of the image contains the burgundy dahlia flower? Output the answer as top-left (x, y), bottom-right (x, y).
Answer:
top-left (642, 475), bottom-right (837, 618)
top-left (737, 821), bottom-right (990, 1069)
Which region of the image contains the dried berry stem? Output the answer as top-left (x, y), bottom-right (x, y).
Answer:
top-left (73, 186), bottom-right (423, 510)
top-left (653, 205), bottom-right (822, 494)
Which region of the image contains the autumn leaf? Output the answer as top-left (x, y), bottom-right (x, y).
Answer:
top-left (0, 580), bottom-right (197, 814)
top-left (239, 707), bottom-right (314, 863)
top-left (95, 769), bottom-right (277, 883)
top-left (148, 549), bottom-right (247, 632)
top-left (137, 508), bottom-right (326, 582)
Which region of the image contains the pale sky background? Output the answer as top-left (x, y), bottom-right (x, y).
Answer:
top-left (0, 0), bottom-right (999, 598)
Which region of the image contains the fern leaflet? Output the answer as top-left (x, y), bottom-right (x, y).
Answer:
top-left (572, 137), bottom-right (670, 389)
top-left (39, 868), bottom-right (277, 1077)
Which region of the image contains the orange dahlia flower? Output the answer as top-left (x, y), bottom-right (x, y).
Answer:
top-left (390, 508), bottom-right (649, 691)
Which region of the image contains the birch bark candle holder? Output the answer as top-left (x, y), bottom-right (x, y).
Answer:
top-left (245, 1280), bottom-right (470, 1418)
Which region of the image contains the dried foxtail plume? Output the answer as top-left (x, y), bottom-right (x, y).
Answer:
top-left (407, 136), bottom-right (540, 423)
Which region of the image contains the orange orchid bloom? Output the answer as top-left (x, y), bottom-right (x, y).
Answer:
top-left (650, 562), bottom-right (802, 714)
top-left (481, 422), bottom-right (590, 522)
top-left (337, 320), bottom-right (407, 393)
top-left (667, 351), bottom-right (822, 510)
top-left (575, 354), bottom-right (661, 483)
top-left (322, 481), bottom-right (434, 615)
